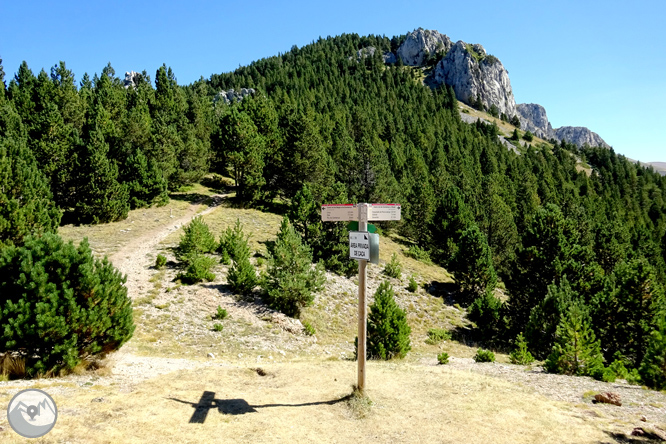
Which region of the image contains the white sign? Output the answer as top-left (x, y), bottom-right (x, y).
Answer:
top-left (369, 203), bottom-right (401, 221)
top-left (349, 231), bottom-right (370, 260)
top-left (321, 204), bottom-right (357, 221)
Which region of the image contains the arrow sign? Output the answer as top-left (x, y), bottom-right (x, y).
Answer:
top-left (321, 204), bottom-right (357, 221)
top-left (368, 203), bottom-right (401, 221)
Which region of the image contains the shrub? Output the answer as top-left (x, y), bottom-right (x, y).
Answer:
top-left (509, 333), bottom-right (535, 365)
top-left (510, 128), bottom-right (520, 141)
top-left (639, 317), bottom-right (666, 389)
top-left (383, 252), bottom-right (402, 279)
top-left (155, 254), bottom-right (167, 269)
top-left (261, 217), bottom-right (325, 317)
top-left (474, 349), bottom-right (496, 363)
top-left (426, 328), bottom-right (451, 344)
top-left (213, 323), bottom-right (224, 332)
top-left (213, 306), bottom-right (228, 320)
top-left (180, 254), bottom-right (216, 284)
top-left (544, 301), bottom-right (604, 378)
top-left (228, 253), bottom-right (257, 296)
top-left (406, 245), bottom-right (432, 264)
top-left (365, 281), bottom-right (411, 360)
top-left (437, 352), bottom-right (450, 365)
top-left (218, 219), bottom-right (250, 264)
top-left (0, 233), bottom-right (134, 377)
top-left (522, 130), bottom-right (534, 142)
top-left (468, 292), bottom-right (506, 342)
top-left (177, 216), bottom-right (217, 261)
top-left (407, 275), bottom-right (418, 292)
top-left (303, 321), bottom-right (316, 336)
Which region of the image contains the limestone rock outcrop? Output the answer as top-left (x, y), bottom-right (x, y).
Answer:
top-left (124, 71), bottom-right (140, 89)
top-left (434, 41), bottom-right (517, 118)
top-left (517, 103), bottom-right (556, 140)
top-left (555, 126), bottom-right (609, 148)
top-left (354, 46), bottom-right (397, 64)
top-left (214, 88), bottom-right (256, 105)
top-left (397, 28), bottom-right (451, 66)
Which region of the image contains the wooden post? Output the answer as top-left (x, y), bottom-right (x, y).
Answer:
top-left (357, 204), bottom-right (368, 392)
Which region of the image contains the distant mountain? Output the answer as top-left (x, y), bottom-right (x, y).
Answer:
top-left (389, 29), bottom-right (612, 150)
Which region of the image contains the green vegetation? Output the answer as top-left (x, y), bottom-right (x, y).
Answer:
top-left (509, 333), bottom-right (535, 365)
top-left (213, 323), bottom-right (224, 332)
top-left (407, 275), bottom-right (418, 292)
top-left (1, 32), bottom-right (666, 387)
top-left (437, 352), bottom-right (450, 365)
top-left (303, 320), bottom-right (316, 336)
top-left (155, 254), bottom-right (167, 268)
top-left (474, 349), bottom-right (496, 363)
top-left (0, 233), bottom-right (134, 377)
top-left (180, 254), bottom-right (216, 284)
top-left (261, 217), bottom-right (325, 317)
top-left (365, 281), bottom-right (411, 360)
top-left (383, 252), bottom-right (402, 279)
top-left (426, 328), bottom-right (451, 344)
top-left (213, 306), bottom-right (228, 320)
top-left (177, 216), bottom-right (217, 261)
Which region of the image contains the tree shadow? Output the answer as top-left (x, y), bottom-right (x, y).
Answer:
top-left (424, 281), bottom-right (459, 305)
top-left (167, 391), bottom-right (352, 423)
top-left (168, 193), bottom-right (215, 205)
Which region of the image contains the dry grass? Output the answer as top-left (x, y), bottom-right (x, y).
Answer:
top-left (0, 361), bottom-right (615, 443)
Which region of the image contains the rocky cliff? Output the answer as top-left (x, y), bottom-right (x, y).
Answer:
top-left (388, 28), bottom-right (611, 149)
top-left (434, 41), bottom-right (517, 118)
top-left (397, 28), bottom-right (451, 66)
top-left (554, 126), bottom-right (609, 148)
top-left (516, 104), bottom-right (555, 140)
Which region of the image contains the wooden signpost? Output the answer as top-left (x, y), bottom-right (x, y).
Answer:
top-left (321, 202), bottom-right (401, 392)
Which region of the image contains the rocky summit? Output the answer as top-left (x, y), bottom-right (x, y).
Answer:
top-left (434, 41), bottom-right (517, 118)
top-left (387, 28), bottom-right (610, 149)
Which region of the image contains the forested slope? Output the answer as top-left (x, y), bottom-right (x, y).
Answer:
top-left (1, 32), bottom-right (666, 384)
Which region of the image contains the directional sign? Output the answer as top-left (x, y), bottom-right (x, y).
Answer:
top-left (368, 203), bottom-right (401, 221)
top-left (321, 204), bottom-right (357, 221)
top-left (349, 231), bottom-right (371, 260)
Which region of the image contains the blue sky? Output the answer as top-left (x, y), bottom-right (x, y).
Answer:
top-left (2, 0), bottom-right (664, 162)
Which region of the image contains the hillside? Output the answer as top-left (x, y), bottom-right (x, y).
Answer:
top-left (2, 183), bottom-right (666, 443)
top-left (1, 29), bottom-right (666, 443)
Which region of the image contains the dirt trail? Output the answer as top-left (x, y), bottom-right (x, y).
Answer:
top-left (110, 194), bottom-right (227, 301)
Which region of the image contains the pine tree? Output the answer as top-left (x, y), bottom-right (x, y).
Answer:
top-left (177, 216), bottom-right (217, 262)
top-left (74, 123), bottom-right (130, 224)
top-left (227, 221), bottom-right (257, 297)
top-left (262, 217), bottom-right (325, 317)
top-left (525, 276), bottom-right (577, 359)
top-left (365, 281), bottom-right (411, 360)
top-left (0, 127), bottom-right (61, 246)
top-left (0, 233), bottom-right (134, 377)
top-left (596, 257), bottom-right (666, 367)
top-left (213, 108), bottom-right (265, 204)
top-left (450, 224), bottom-right (497, 303)
top-left (639, 315), bottom-right (666, 389)
top-left (121, 147), bottom-right (168, 208)
top-left (510, 333), bottom-right (535, 365)
top-left (544, 301), bottom-right (604, 378)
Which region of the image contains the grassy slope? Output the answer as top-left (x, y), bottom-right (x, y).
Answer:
top-left (0, 183), bottom-right (647, 443)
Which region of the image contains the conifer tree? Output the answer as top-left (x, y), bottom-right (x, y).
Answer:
top-left (121, 147), bottom-right (168, 208)
top-left (365, 281), bottom-right (411, 360)
top-left (227, 221), bottom-right (257, 297)
top-left (639, 315), bottom-right (666, 389)
top-left (544, 301), bottom-right (604, 378)
top-left (450, 224), bottom-right (497, 303)
top-left (74, 123), bottom-right (129, 224)
top-left (0, 127), bottom-right (61, 246)
top-left (0, 233), bottom-right (134, 377)
top-left (262, 217), bottom-right (325, 317)
top-left (213, 108), bottom-right (265, 204)
top-left (596, 257), bottom-right (666, 367)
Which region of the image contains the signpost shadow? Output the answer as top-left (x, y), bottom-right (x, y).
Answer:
top-left (167, 391), bottom-right (352, 423)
